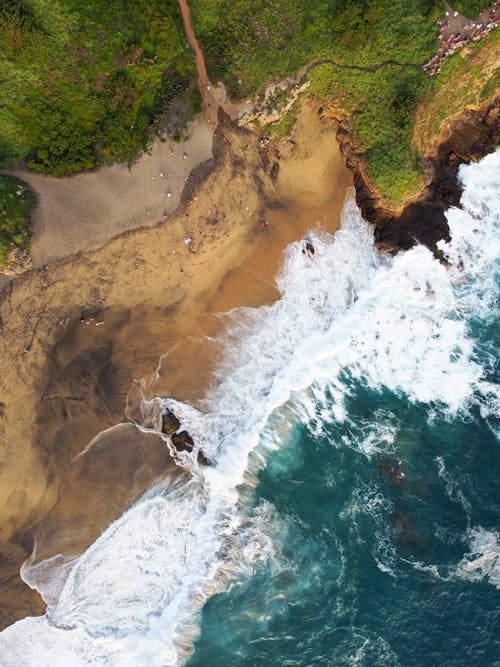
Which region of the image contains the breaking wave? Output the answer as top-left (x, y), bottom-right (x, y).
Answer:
top-left (0, 149), bottom-right (498, 666)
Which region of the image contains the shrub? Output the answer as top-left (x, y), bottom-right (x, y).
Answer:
top-left (0, 176), bottom-right (36, 266)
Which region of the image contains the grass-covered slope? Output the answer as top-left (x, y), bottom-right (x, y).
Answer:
top-left (0, 0), bottom-right (194, 176)
top-left (190, 0), bottom-right (495, 205)
top-left (0, 0), bottom-right (497, 267)
top-left (415, 27), bottom-right (500, 156)
top-left (1, 0), bottom-right (494, 192)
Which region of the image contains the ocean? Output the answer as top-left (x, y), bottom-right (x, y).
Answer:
top-left (0, 149), bottom-right (498, 666)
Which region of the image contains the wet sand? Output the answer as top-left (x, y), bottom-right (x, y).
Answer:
top-left (0, 104), bottom-right (351, 626)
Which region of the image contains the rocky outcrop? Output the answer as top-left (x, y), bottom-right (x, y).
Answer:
top-left (161, 409), bottom-right (211, 466)
top-left (171, 430), bottom-right (195, 452)
top-left (161, 409), bottom-right (182, 435)
top-left (238, 79), bottom-right (311, 126)
top-left (337, 97), bottom-right (500, 253)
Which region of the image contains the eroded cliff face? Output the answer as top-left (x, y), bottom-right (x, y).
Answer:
top-left (336, 96), bottom-right (500, 253)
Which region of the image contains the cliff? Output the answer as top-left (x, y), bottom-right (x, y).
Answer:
top-left (337, 96), bottom-right (500, 253)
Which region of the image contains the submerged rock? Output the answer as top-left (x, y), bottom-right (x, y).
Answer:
top-left (391, 507), bottom-right (429, 558)
top-left (377, 456), bottom-right (406, 486)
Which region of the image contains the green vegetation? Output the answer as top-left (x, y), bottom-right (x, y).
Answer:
top-left (0, 0), bottom-right (497, 214)
top-left (455, 0), bottom-right (491, 16)
top-left (188, 0), bottom-right (437, 202)
top-left (415, 27), bottom-right (500, 155)
top-left (0, 176), bottom-right (36, 266)
top-left (190, 0), bottom-right (498, 204)
top-left (0, 0), bottom-right (195, 175)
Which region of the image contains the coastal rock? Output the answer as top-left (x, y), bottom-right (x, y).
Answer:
top-left (337, 96), bottom-right (500, 253)
top-left (161, 409), bottom-right (181, 435)
top-left (196, 450), bottom-right (212, 466)
top-left (170, 429), bottom-right (212, 466)
top-left (303, 241), bottom-right (315, 256)
top-left (171, 430), bottom-right (194, 452)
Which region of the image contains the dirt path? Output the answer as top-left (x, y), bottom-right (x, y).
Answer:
top-left (177, 0), bottom-right (219, 126)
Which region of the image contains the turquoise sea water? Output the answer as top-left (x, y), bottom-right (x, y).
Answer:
top-left (0, 151), bottom-right (498, 666)
top-left (186, 152), bottom-right (500, 666)
top-left (188, 385), bottom-right (499, 666)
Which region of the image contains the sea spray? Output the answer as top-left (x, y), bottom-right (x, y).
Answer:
top-left (0, 150), bottom-right (499, 666)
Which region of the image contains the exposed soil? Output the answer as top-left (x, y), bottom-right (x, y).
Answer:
top-left (177, 0), bottom-right (219, 127)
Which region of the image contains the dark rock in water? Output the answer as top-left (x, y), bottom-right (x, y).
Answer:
top-left (162, 410), bottom-right (181, 435)
top-left (171, 430), bottom-right (195, 452)
top-left (392, 510), bottom-right (417, 548)
top-left (197, 450), bottom-right (212, 466)
top-left (303, 241), bottom-right (315, 256)
top-left (171, 430), bottom-right (194, 452)
top-left (170, 429), bottom-right (211, 466)
top-left (161, 410), bottom-right (211, 465)
top-left (391, 507), bottom-right (430, 558)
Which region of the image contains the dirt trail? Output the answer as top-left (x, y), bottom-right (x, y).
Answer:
top-left (177, 0), bottom-right (219, 126)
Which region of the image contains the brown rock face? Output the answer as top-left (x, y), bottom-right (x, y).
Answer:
top-left (171, 430), bottom-right (195, 452)
top-left (169, 422), bottom-right (212, 465)
top-left (341, 97), bottom-right (500, 253)
top-left (161, 410), bottom-right (182, 435)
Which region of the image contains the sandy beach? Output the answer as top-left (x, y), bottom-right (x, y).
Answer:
top-left (0, 117), bottom-right (214, 268)
top-left (0, 103), bottom-right (351, 627)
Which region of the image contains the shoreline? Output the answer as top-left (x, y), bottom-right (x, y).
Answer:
top-left (0, 104), bottom-right (352, 628)
top-left (0, 90), bottom-right (498, 630)
top-left (336, 95), bottom-right (499, 253)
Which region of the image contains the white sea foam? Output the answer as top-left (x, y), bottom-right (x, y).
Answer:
top-left (1, 150), bottom-right (498, 665)
top-left (346, 633), bottom-right (400, 666)
top-left (381, 525), bottom-right (500, 590)
top-left (455, 527), bottom-right (500, 588)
